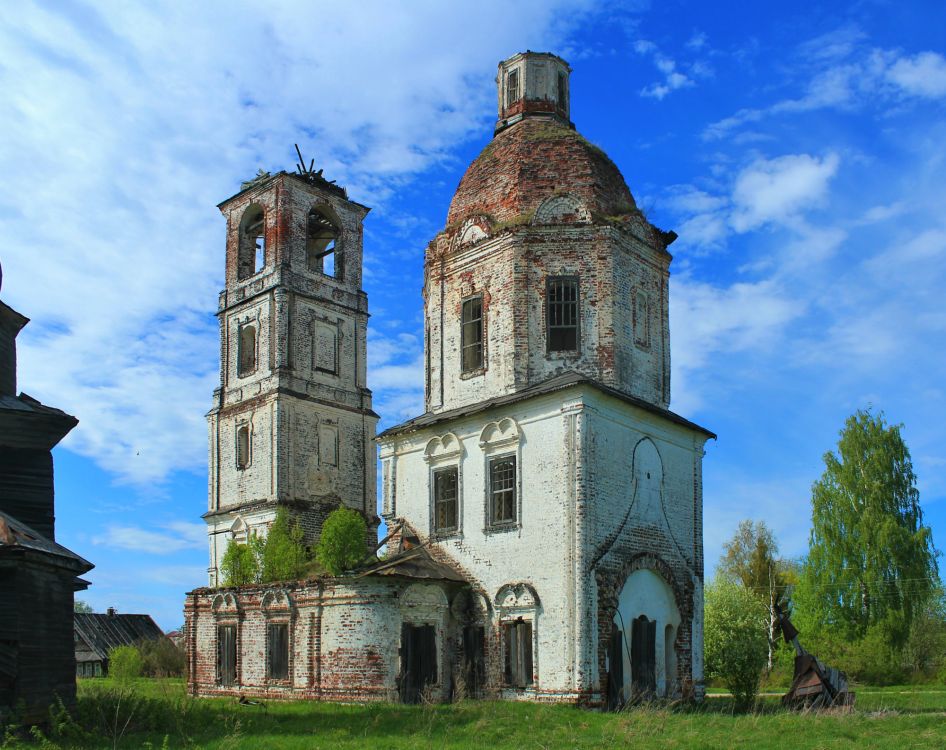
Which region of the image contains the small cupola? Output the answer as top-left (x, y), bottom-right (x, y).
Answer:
top-left (495, 51), bottom-right (572, 134)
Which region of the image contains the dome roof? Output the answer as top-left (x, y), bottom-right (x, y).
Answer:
top-left (446, 117), bottom-right (636, 228)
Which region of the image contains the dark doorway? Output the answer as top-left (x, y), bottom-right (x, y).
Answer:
top-left (606, 622), bottom-right (625, 710)
top-left (631, 615), bottom-right (656, 697)
top-left (461, 625), bottom-right (485, 698)
top-left (217, 625), bottom-right (237, 687)
top-left (400, 623), bottom-right (437, 703)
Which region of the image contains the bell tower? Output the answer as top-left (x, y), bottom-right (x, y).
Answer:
top-left (204, 164), bottom-right (377, 585)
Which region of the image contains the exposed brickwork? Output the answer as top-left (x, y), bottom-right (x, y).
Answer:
top-left (446, 118), bottom-right (635, 227)
top-left (189, 50), bottom-right (711, 709)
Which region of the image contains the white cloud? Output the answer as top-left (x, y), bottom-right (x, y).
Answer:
top-left (0, 0), bottom-right (596, 484)
top-left (704, 45), bottom-right (946, 140)
top-left (634, 38), bottom-right (696, 100)
top-left (887, 51), bottom-right (946, 98)
top-left (730, 153), bottom-right (840, 232)
top-left (94, 521), bottom-right (206, 554)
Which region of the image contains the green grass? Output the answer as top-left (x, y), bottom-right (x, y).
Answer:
top-left (5, 678), bottom-right (945, 749)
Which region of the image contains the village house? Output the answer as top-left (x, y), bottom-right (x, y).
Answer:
top-left (74, 608), bottom-right (164, 678)
top-left (0, 268), bottom-right (94, 724)
top-left (185, 51), bottom-right (713, 707)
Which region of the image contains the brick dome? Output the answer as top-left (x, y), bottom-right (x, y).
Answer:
top-left (446, 117), bottom-right (636, 228)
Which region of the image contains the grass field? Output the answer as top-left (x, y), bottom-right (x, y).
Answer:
top-left (4, 678), bottom-right (945, 749)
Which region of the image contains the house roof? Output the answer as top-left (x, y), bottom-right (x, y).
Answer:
top-left (354, 544), bottom-right (468, 583)
top-left (74, 612), bottom-right (165, 662)
top-left (377, 370), bottom-right (715, 440)
top-left (0, 509), bottom-right (93, 572)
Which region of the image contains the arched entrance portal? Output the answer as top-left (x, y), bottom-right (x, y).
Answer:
top-left (612, 568), bottom-right (681, 700)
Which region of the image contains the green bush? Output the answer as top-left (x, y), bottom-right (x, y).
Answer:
top-left (137, 638), bottom-right (186, 678)
top-left (704, 577), bottom-right (769, 710)
top-left (220, 536), bottom-right (259, 586)
top-left (260, 508), bottom-right (309, 582)
top-left (108, 645), bottom-right (143, 683)
top-left (316, 508), bottom-right (368, 575)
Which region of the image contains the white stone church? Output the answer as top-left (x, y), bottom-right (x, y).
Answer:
top-left (185, 51), bottom-right (713, 707)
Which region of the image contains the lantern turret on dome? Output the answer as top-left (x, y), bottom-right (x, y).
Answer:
top-left (495, 51), bottom-right (573, 134)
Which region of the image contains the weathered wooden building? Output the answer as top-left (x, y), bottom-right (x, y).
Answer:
top-left (0, 271), bottom-right (94, 724)
top-left (74, 610), bottom-right (164, 677)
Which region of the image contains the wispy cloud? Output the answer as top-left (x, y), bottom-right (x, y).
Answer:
top-left (633, 38), bottom-right (710, 100)
top-left (704, 43), bottom-right (946, 140)
top-left (94, 521), bottom-right (206, 554)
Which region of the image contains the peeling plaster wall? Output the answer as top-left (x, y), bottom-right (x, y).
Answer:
top-left (379, 385), bottom-right (707, 702)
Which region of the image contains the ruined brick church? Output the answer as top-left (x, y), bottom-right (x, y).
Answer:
top-left (185, 52), bottom-right (714, 706)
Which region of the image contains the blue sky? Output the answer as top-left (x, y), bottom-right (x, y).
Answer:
top-left (1, 1), bottom-right (944, 629)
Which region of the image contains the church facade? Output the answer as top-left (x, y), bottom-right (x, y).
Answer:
top-left (185, 51), bottom-right (713, 707)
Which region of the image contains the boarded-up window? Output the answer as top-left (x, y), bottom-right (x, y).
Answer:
top-left (547, 277), bottom-right (579, 352)
top-left (489, 455), bottom-right (516, 526)
top-left (319, 425), bottom-right (338, 467)
top-left (267, 623), bottom-right (289, 680)
top-left (313, 323), bottom-right (338, 374)
top-left (238, 324), bottom-right (257, 375)
top-left (236, 424), bottom-right (250, 469)
top-left (634, 291), bottom-right (650, 347)
top-left (503, 619), bottom-right (533, 688)
top-left (433, 467), bottom-right (458, 533)
top-left (461, 296), bottom-right (483, 372)
top-left (217, 625), bottom-right (237, 686)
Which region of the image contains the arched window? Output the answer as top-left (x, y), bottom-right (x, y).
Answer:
top-left (236, 424), bottom-right (250, 469)
top-left (238, 324), bottom-right (257, 376)
top-left (238, 205), bottom-right (265, 280)
top-left (306, 208), bottom-right (340, 278)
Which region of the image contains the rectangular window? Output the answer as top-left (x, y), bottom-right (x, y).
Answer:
top-left (503, 620), bottom-right (533, 688)
top-left (557, 71), bottom-right (567, 110)
top-left (547, 277), bottom-right (579, 352)
top-left (461, 296), bottom-right (484, 372)
top-left (267, 623), bottom-right (289, 680)
top-left (236, 424), bottom-right (250, 469)
top-left (433, 467), bottom-right (458, 533)
top-left (506, 69), bottom-right (519, 108)
top-left (313, 322), bottom-right (338, 374)
top-left (217, 625), bottom-right (237, 686)
top-left (489, 455), bottom-right (516, 526)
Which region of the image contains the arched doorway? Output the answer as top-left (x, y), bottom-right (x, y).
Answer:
top-left (613, 568), bottom-right (681, 699)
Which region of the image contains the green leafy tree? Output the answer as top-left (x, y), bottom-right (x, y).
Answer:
top-left (219, 536), bottom-right (259, 586)
top-left (804, 409), bottom-right (939, 648)
top-left (704, 577), bottom-right (769, 710)
top-left (259, 507), bottom-right (308, 582)
top-left (718, 520), bottom-right (796, 670)
top-left (73, 600), bottom-right (94, 613)
top-left (316, 507), bottom-right (368, 575)
top-left (108, 645), bottom-right (143, 683)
